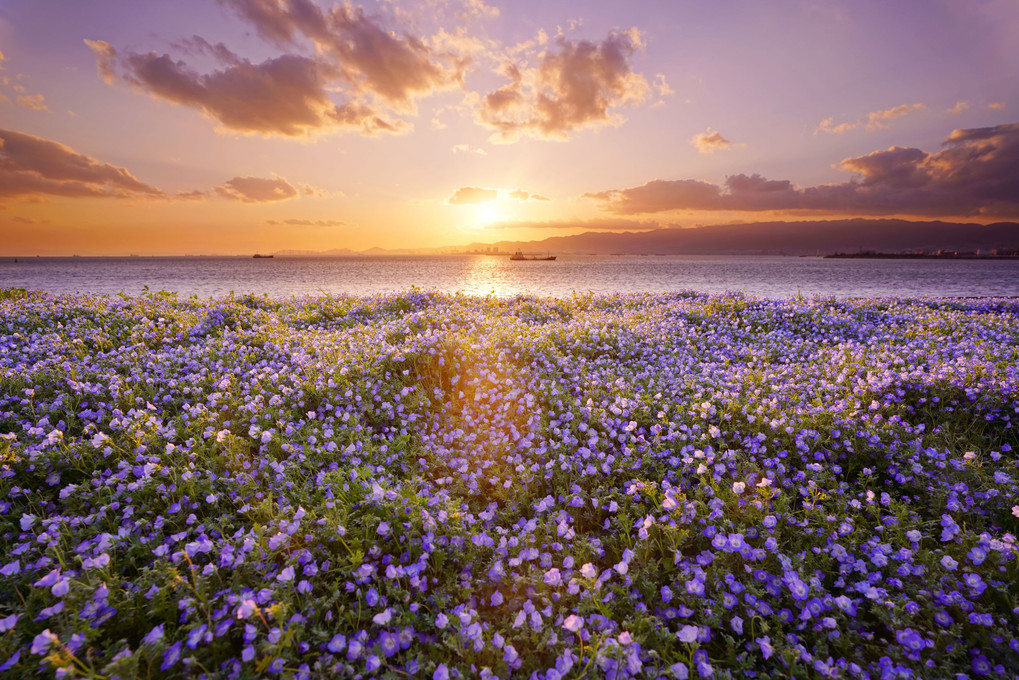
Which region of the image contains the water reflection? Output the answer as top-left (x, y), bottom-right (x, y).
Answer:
top-left (1, 255), bottom-right (1018, 299)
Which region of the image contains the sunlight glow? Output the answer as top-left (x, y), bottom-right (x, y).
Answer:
top-left (477, 203), bottom-right (504, 226)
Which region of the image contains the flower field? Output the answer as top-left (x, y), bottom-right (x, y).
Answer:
top-left (1, 288), bottom-right (1017, 679)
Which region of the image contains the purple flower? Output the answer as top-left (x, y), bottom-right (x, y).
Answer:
top-left (161, 641), bottom-right (182, 670)
top-left (544, 567), bottom-right (562, 586)
top-left (0, 614), bottom-right (19, 632)
top-left (31, 630), bottom-right (56, 655)
top-left (433, 663), bottom-right (450, 680)
top-left (0, 650), bottom-right (21, 672)
top-left (940, 555), bottom-right (958, 571)
top-left (677, 625), bottom-right (699, 643)
top-left (783, 572), bottom-right (809, 600)
top-left (895, 628), bottom-right (925, 652)
top-left (563, 614), bottom-right (584, 632)
top-left (142, 624), bottom-right (164, 646)
top-left (327, 634), bottom-right (346, 653)
top-left (972, 654), bottom-right (992, 675)
top-left (33, 568), bottom-right (60, 588)
top-left (379, 631), bottom-right (400, 657)
top-left (756, 636), bottom-right (773, 660)
top-left (236, 598), bottom-right (257, 619)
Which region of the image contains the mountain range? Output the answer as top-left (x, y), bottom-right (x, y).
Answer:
top-left (277, 219), bottom-right (1019, 257)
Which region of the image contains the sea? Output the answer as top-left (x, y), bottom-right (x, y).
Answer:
top-left (1, 255), bottom-right (1017, 299)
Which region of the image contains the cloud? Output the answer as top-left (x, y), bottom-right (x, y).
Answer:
top-left (816, 103), bottom-right (925, 135)
top-left (266, 218), bottom-right (345, 226)
top-left (866, 103), bottom-right (925, 129)
top-left (176, 190), bottom-right (207, 201)
top-left (508, 189), bottom-right (550, 201)
top-left (989, 102), bottom-right (1006, 110)
top-left (86, 0), bottom-right (467, 137)
top-left (297, 180), bottom-right (328, 196)
top-left (83, 39), bottom-right (118, 84)
top-left (218, 0), bottom-right (464, 105)
top-left (691, 129), bottom-right (733, 154)
top-left (487, 217), bottom-right (658, 231)
top-left (452, 143), bottom-right (487, 155)
top-left (473, 28), bottom-right (650, 142)
top-left (16, 93), bottom-right (49, 111)
top-left (448, 186), bottom-right (498, 204)
top-left (586, 122), bottom-right (1019, 218)
top-left (215, 176), bottom-right (299, 202)
top-left (0, 128), bottom-right (164, 201)
top-left (88, 39), bottom-right (406, 137)
top-left (948, 100), bottom-right (970, 114)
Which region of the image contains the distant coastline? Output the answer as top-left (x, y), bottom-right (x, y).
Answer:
top-left (825, 251), bottom-right (1019, 260)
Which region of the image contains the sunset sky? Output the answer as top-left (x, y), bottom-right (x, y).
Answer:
top-left (1, 0), bottom-right (1018, 255)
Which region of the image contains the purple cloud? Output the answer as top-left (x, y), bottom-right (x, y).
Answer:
top-left (474, 29), bottom-right (650, 142)
top-left (215, 176), bottom-right (299, 202)
top-left (0, 128), bottom-right (163, 201)
top-left (587, 122), bottom-right (1019, 218)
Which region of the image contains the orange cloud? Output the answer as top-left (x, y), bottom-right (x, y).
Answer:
top-left (816, 103), bottom-right (925, 134)
top-left (474, 29), bottom-right (650, 142)
top-left (508, 189), bottom-right (550, 201)
top-left (587, 122), bottom-right (1019, 218)
top-left (691, 129), bottom-right (733, 154)
top-left (86, 0), bottom-right (466, 137)
top-left (87, 40), bottom-right (404, 137)
top-left (448, 186), bottom-right (497, 204)
top-left (215, 176), bottom-right (299, 203)
top-left (219, 0), bottom-right (463, 106)
top-left (0, 128), bottom-right (163, 201)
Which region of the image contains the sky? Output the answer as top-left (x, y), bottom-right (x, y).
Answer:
top-left (1, 0), bottom-right (1018, 255)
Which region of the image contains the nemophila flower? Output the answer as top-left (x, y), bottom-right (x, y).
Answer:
top-left (327, 634), bottom-right (346, 653)
top-left (545, 567), bottom-right (562, 586)
top-left (581, 563), bottom-right (598, 579)
top-left (161, 641), bottom-right (183, 670)
top-left (0, 614), bottom-right (19, 632)
top-left (732, 481), bottom-right (745, 494)
top-left (563, 615), bottom-right (583, 632)
top-left (972, 654), bottom-right (992, 675)
top-left (677, 625), bottom-right (699, 643)
top-left (941, 555), bottom-right (959, 571)
top-left (434, 663), bottom-right (450, 680)
top-left (142, 624), bottom-right (164, 646)
top-left (373, 608), bottom-right (392, 625)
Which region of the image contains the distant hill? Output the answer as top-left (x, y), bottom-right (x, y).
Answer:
top-left (271, 219), bottom-right (1019, 257)
top-left (458, 219), bottom-right (1019, 256)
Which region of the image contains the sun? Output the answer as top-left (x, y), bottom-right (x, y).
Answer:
top-left (477, 202), bottom-right (504, 225)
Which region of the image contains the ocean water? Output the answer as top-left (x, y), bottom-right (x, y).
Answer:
top-left (1, 254), bottom-right (1017, 299)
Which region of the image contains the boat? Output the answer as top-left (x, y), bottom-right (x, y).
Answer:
top-left (252, 254), bottom-right (274, 259)
top-left (509, 250), bottom-right (556, 261)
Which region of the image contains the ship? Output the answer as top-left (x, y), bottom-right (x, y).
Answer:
top-left (252, 254), bottom-right (274, 259)
top-left (509, 250), bottom-right (556, 261)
